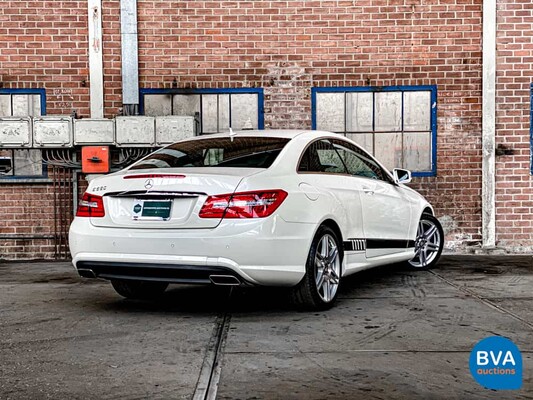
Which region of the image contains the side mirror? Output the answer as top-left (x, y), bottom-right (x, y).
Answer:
top-left (393, 168), bottom-right (412, 184)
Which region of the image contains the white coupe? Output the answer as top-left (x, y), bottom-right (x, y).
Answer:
top-left (69, 130), bottom-right (444, 309)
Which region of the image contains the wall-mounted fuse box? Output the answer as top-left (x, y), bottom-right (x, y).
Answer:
top-left (33, 116), bottom-right (73, 147)
top-left (0, 117), bottom-right (32, 147)
top-left (115, 116), bottom-right (155, 147)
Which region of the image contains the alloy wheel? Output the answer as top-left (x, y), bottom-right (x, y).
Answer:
top-left (314, 233), bottom-right (341, 302)
top-left (408, 218), bottom-right (442, 268)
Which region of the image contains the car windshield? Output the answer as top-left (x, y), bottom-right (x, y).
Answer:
top-left (130, 136), bottom-right (291, 170)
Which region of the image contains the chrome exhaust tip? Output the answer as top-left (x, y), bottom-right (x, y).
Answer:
top-left (78, 268), bottom-right (97, 279)
top-left (209, 274), bottom-right (241, 286)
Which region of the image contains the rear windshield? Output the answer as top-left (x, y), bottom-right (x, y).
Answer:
top-left (130, 136), bottom-right (291, 170)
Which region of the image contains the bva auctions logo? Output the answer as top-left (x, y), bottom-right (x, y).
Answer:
top-left (469, 336), bottom-right (522, 390)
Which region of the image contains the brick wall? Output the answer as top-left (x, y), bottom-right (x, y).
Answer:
top-left (495, 0), bottom-right (533, 252)
top-left (1, 0), bottom-right (528, 259)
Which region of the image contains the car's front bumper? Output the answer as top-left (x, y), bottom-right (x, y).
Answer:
top-left (69, 216), bottom-right (315, 286)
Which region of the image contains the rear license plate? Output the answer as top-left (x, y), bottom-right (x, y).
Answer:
top-left (132, 200), bottom-right (172, 220)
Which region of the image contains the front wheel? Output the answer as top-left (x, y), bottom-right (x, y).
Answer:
top-left (407, 214), bottom-right (444, 270)
top-left (111, 280), bottom-right (168, 300)
top-left (291, 225), bottom-right (343, 310)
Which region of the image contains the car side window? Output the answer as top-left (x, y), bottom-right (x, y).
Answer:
top-left (331, 139), bottom-right (390, 182)
top-left (298, 139), bottom-right (347, 174)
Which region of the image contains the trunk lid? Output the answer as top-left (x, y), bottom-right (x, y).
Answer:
top-left (90, 167), bottom-right (261, 229)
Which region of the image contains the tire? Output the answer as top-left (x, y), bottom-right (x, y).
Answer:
top-left (291, 225), bottom-right (343, 310)
top-left (111, 279), bottom-right (168, 300)
top-left (407, 214), bottom-right (444, 270)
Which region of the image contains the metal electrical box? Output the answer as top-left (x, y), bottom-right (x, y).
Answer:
top-left (74, 118), bottom-right (115, 145)
top-left (115, 116), bottom-right (155, 147)
top-left (81, 146), bottom-right (110, 174)
top-left (33, 116), bottom-right (73, 147)
top-left (155, 116), bottom-right (197, 146)
top-left (0, 117), bottom-right (32, 147)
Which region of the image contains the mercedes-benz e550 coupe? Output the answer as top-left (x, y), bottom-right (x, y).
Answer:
top-left (69, 130), bottom-right (444, 309)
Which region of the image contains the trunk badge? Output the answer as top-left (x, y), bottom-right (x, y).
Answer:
top-left (144, 179), bottom-right (154, 189)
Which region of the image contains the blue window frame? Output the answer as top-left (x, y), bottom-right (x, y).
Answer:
top-left (0, 88), bottom-right (47, 180)
top-left (139, 88), bottom-right (264, 134)
top-left (311, 85), bottom-right (437, 177)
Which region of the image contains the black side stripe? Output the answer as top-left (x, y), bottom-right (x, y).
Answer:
top-left (343, 239), bottom-right (415, 252)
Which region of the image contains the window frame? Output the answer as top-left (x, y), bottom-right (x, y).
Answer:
top-left (311, 85), bottom-right (437, 177)
top-left (0, 88), bottom-right (48, 181)
top-left (139, 88), bottom-right (265, 133)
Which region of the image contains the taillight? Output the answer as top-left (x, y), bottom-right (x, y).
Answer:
top-left (199, 190), bottom-right (288, 219)
top-left (76, 192), bottom-right (105, 218)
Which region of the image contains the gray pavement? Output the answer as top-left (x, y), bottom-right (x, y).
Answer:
top-left (0, 256), bottom-right (532, 399)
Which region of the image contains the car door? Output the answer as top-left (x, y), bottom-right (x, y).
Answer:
top-left (297, 139), bottom-right (365, 252)
top-left (331, 139), bottom-right (413, 258)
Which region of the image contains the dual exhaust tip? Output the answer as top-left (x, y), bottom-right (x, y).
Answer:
top-left (77, 269), bottom-right (241, 286)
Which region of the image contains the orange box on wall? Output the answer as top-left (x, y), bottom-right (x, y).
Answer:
top-left (81, 146), bottom-right (110, 174)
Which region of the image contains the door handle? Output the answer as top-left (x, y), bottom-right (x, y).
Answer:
top-left (362, 187), bottom-right (375, 195)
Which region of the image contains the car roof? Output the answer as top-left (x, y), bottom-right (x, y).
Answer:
top-left (185, 129), bottom-right (343, 140)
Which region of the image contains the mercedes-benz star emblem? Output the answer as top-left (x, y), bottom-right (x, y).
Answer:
top-left (144, 179), bottom-right (154, 190)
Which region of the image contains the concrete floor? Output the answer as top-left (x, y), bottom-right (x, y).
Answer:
top-left (0, 256), bottom-right (532, 399)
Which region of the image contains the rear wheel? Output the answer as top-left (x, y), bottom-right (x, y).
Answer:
top-left (111, 280), bottom-right (168, 300)
top-left (408, 214), bottom-right (444, 270)
top-left (291, 225), bottom-right (342, 310)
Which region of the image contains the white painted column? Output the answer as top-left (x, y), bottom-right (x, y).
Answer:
top-left (482, 0), bottom-right (496, 248)
top-left (88, 0), bottom-right (104, 118)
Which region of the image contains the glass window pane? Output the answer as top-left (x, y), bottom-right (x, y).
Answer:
top-left (298, 140), bottom-right (346, 174)
top-left (13, 149), bottom-right (43, 176)
top-left (12, 95), bottom-right (29, 117)
top-left (316, 92), bottom-right (344, 132)
top-left (404, 91), bottom-right (431, 131)
top-left (374, 132), bottom-right (402, 170)
top-left (202, 94), bottom-right (229, 133)
top-left (374, 92), bottom-right (401, 132)
top-left (144, 94), bottom-right (172, 116)
top-left (31, 95), bottom-right (42, 116)
top-left (231, 93), bottom-right (258, 130)
top-left (0, 95), bottom-right (11, 116)
top-left (346, 92), bottom-right (373, 132)
top-left (173, 94), bottom-right (201, 117)
top-left (346, 133), bottom-right (373, 155)
top-left (0, 149), bottom-right (13, 175)
top-left (403, 132), bottom-right (432, 171)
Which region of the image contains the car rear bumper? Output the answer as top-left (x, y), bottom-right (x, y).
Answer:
top-left (69, 216), bottom-right (315, 287)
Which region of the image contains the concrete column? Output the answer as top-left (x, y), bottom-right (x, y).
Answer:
top-left (88, 0), bottom-right (104, 118)
top-left (482, 0), bottom-right (496, 248)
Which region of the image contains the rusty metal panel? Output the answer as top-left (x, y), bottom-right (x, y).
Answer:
top-left (346, 92), bottom-right (373, 132)
top-left (403, 132), bottom-right (432, 171)
top-left (33, 116), bottom-right (73, 148)
top-left (374, 132), bottom-right (402, 170)
top-left (155, 116), bottom-right (197, 145)
top-left (374, 92), bottom-right (402, 132)
top-left (173, 94), bottom-right (200, 116)
top-left (404, 91), bottom-right (431, 131)
top-left (73, 118), bottom-right (115, 145)
top-left (144, 94), bottom-right (172, 116)
top-left (316, 92), bottom-right (344, 132)
top-left (115, 116), bottom-right (155, 147)
top-left (231, 93), bottom-right (258, 130)
top-left (0, 117), bottom-right (32, 147)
